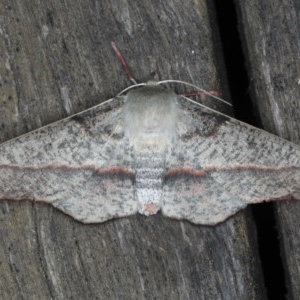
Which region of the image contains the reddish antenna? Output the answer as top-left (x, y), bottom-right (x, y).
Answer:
top-left (111, 41), bottom-right (138, 85)
top-left (111, 41), bottom-right (222, 99)
top-left (182, 90), bottom-right (221, 97)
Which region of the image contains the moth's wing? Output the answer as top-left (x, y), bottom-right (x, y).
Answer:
top-left (0, 97), bottom-right (137, 223)
top-left (162, 96), bottom-right (300, 225)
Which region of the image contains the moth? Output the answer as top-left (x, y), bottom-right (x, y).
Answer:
top-left (0, 46), bottom-right (300, 225)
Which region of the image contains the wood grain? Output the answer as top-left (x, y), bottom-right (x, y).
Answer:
top-left (0, 0), bottom-right (268, 298)
top-left (235, 1), bottom-right (300, 298)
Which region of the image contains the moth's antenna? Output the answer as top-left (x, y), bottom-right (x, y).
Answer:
top-left (117, 83), bottom-right (146, 96)
top-left (111, 42), bottom-right (229, 106)
top-left (159, 79), bottom-right (232, 107)
top-left (111, 41), bottom-right (138, 85)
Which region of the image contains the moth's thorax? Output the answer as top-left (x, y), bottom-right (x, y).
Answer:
top-left (124, 85), bottom-right (178, 152)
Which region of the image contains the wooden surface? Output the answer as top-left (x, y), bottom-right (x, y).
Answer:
top-left (1, 0), bottom-right (299, 298)
top-left (235, 1), bottom-right (300, 299)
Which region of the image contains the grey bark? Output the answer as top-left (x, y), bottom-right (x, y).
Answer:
top-left (235, 1), bottom-right (300, 299)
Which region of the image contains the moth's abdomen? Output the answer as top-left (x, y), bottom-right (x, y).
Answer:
top-left (135, 152), bottom-right (165, 215)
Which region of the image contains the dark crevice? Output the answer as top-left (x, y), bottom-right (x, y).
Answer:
top-left (213, 0), bottom-right (287, 299)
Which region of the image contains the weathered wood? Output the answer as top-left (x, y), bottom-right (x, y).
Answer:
top-left (235, 0), bottom-right (300, 298)
top-left (0, 1), bottom-right (267, 299)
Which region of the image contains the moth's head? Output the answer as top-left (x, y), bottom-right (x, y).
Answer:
top-left (124, 84), bottom-right (178, 138)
